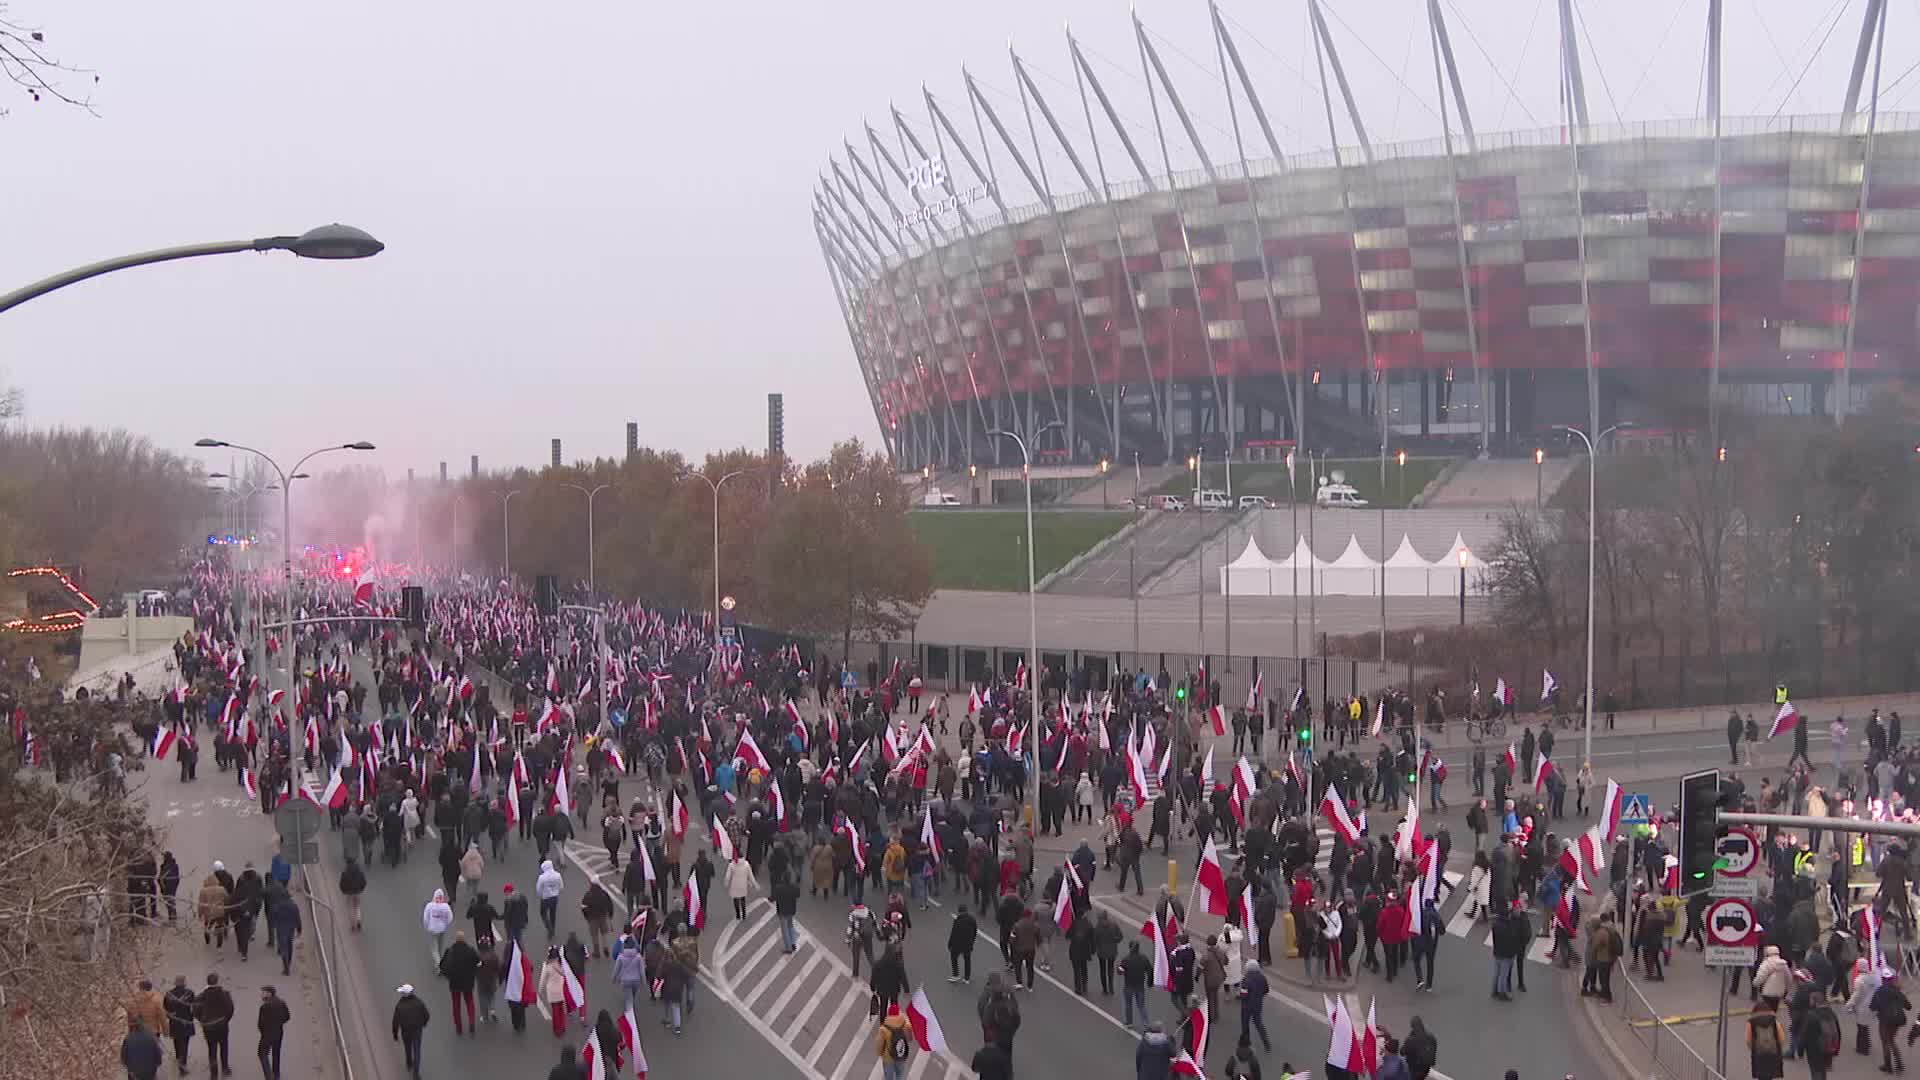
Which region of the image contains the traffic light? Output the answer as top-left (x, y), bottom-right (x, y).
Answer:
top-left (1678, 768), bottom-right (1723, 895)
top-left (1174, 685), bottom-right (1187, 701)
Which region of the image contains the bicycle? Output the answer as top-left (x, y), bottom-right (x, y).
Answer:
top-left (1464, 715), bottom-right (1507, 743)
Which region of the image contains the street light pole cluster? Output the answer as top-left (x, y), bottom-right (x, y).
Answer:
top-left (682, 469), bottom-right (753, 646)
top-left (1553, 421), bottom-right (1631, 771)
top-left (988, 423), bottom-right (1058, 838)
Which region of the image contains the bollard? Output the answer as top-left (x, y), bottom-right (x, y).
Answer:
top-left (1167, 859), bottom-right (1178, 894)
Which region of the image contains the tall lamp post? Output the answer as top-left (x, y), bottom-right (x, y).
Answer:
top-left (1457, 546), bottom-right (1469, 627)
top-left (0, 224), bottom-right (384, 314)
top-left (682, 468), bottom-right (752, 645)
top-left (989, 421), bottom-right (1059, 836)
top-left (195, 437), bottom-right (376, 783)
top-left (1553, 421), bottom-right (1631, 772)
top-left (561, 482), bottom-right (612, 592)
top-left (499, 490), bottom-right (522, 581)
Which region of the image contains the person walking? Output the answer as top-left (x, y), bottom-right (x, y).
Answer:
top-left (1744, 1000), bottom-right (1787, 1080)
top-left (726, 853), bottom-right (757, 921)
top-left (338, 857), bottom-right (366, 931)
top-left (195, 973), bottom-right (234, 1078)
top-left (255, 987), bottom-right (290, 1080)
top-left (266, 893), bottom-right (300, 976)
top-left (422, 889), bottom-right (454, 966)
top-left (1870, 973), bottom-right (1911, 1074)
top-left (948, 907), bottom-right (978, 983)
top-left (123, 1018), bottom-right (164, 1080)
top-left (541, 947), bottom-right (572, 1037)
top-left (438, 930), bottom-right (482, 1036)
top-left (164, 975), bottom-right (198, 1074)
top-left (874, 1001), bottom-right (915, 1080)
top-left (475, 936), bottom-right (503, 1024)
top-left (390, 984), bottom-right (430, 1080)
top-left (1238, 961), bottom-right (1271, 1052)
top-left (1119, 941), bottom-right (1152, 1031)
top-left (536, 860), bottom-right (564, 937)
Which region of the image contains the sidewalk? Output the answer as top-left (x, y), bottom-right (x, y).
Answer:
top-left (1585, 949), bottom-right (1896, 1079)
top-left (138, 753), bottom-right (346, 1080)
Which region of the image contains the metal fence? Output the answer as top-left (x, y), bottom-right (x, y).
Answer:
top-left (833, 639), bottom-right (1408, 703)
top-left (1613, 971), bottom-right (1728, 1080)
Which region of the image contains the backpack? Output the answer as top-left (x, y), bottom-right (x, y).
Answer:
top-left (887, 1025), bottom-right (912, 1061)
top-left (1749, 1015), bottom-right (1780, 1059)
top-left (1815, 1008), bottom-right (1842, 1058)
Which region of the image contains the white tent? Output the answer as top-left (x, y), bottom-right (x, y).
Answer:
top-left (1267, 536), bottom-right (1322, 597)
top-left (1383, 535), bottom-right (1437, 597)
top-left (1429, 532), bottom-right (1490, 597)
top-left (1220, 536), bottom-right (1279, 597)
top-left (1321, 536), bottom-right (1379, 596)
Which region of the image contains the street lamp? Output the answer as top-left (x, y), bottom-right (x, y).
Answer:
top-left (1098, 458), bottom-right (1110, 509)
top-left (1457, 546), bottom-right (1469, 627)
top-left (561, 482), bottom-right (612, 592)
top-left (1534, 447), bottom-right (1545, 506)
top-left (194, 437), bottom-right (375, 783)
top-left (1552, 421), bottom-right (1632, 772)
top-left (0, 224), bottom-right (384, 314)
top-left (682, 469), bottom-right (754, 645)
top-left (988, 421), bottom-right (1059, 837)
top-left (1397, 448), bottom-right (1407, 505)
top-left (499, 490), bottom-right (522, 581)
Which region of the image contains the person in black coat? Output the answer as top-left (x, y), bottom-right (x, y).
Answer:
top-left (466, 891), bottom-right (498, 944)
top-left (256, 987), bottom-right (291, 1080)
top-left (546, 1045), bottom-right (585, 1080)
top-left (122, 1018), bottom-right (163, 1080)
top-left (501, 885), bottom-right (530, 946)
top-left (339, 857), bottom-right (367, 930)
top-left (947, 908), bottom-right (978, 982)
top-left (163, 975), bottom-right (198, 1069)
top-left (439, 932), bottom-right (482, 1034)
top-left (869, 941), bottom-right (910, 1010)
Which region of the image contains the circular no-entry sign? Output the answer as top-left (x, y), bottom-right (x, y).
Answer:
top-left (1705, 898), bottom-right (1759, 947)
top-left (1714, 827), bottom-right (1760, 877)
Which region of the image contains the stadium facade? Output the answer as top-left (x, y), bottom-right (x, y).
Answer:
top-left (814, 0), bottom-right (1918, 468)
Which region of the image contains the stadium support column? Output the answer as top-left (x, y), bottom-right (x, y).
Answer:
top-left (813, 215), bottom-right (897, 460)
top-left (1427, 0), bottom-right (1488, 456)
top-left (1135, 12), bottom-right (1231, 467)
top-left (1211, 3), bottom-right (1302, 464)
top-left (1558, 0), bottom-right (1599, 461)
top-left (1707, 0), bottom-right (1723, 448)
top-left (1838, 0), bottom-right (1889, 429)
top-left (1309, 0), bottom-right (1385, 664)
top-left (1069, 30), bottom-right (1169, 460)
top-left (1012, 45), bottom-right (1119, 462)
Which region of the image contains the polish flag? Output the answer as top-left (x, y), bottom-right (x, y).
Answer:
top-left (1554, 885), bottom-right (1578, 935)
top-left (683, 873), bottom-right (705, 931)
top-left (1170, 1051), bottom-right (1207, 1080)
top-left (906, 987), bottom-right (948, 1054)
top-left (551, 766), bottom-right (573, 817)
top-left (769, 782), bottom-right (789, 832)
top-left (457, 674), bottom-right (474, 702)
top-left (605, 743), bottom-right (627, 775)
top-left (1533, 753), bottom-right (1552, 793)
top-left (240, 767), bottom-right (259, 801)
top-left (319, 769), bottom-right (348, 809)
top-left (468, 743), bottom-right (483, 793)
top-left (352, 568), bottom-right (376, 608)
top-left (1768, 700), bottom-right (1799, 739)
top-left (1200, 746), bottom-right (1214, 790)
top-left (556, 953), bottom-right (586, 1016)
top-left (1319, 784), bottom-right (1362, 845)
top-left (1494, 676), bottom-right (1512, 706)
top-left (151, 727), bottom-right (178, 761)
top-left (617, 1003), bottom-right (649, 1079)
top-left (636, 838), bottom-right (656, 883)
top-left (1207, 705), bottom-right (1226, 737)
top-left (712, 817), bottom-right (736, 862)
top-left (967, 686), bottom-right (982, 715)
top-left (1149, 908), bottom-right (1173, 990)
top-left (268, 688), bottom-right (285, 707)
top-left (669, 791), bottom-right (689, 838)
top-left (920, 804), bottom-right (942, 864)
top-left (1155, 744), bottom-right (1172, 785)
top-left (1541, 668), bottom-right (1558, 702)
top-left (1245, 672), bottom-right (1264, 712)
top-left (735, 729), bottom-right (770, 773)
top-left (1003, 723), bottom-right (1023, 757)
top-left (1362, 998), bottom-right (1381, 1078)
top-left (504, 769), bottom-right (521, 828)
top-left (1501, 742), bottom-right (1518, 776)
top-left (1053, 861), bottom-right (1078, 933)
top-left (581, 1029), bottom-right (608, 1080)
top-left (840, 819), bottom-right (865, 874)
top-left (504, 941), bottom-right (538, 1005)
top-left (546, 666), bottom-right (561, 697)
top-left (1188, 995), bottom-right (1211, 1059)
top-left (339, 740), bottom-right (359, 771)
top-left (1370, 697), bottom-right (1384, 738)
top-left (1325, 995), bottom-right (1366, 1075)
top-left (1241, 890), bottom-right (1258, 950)
top-left (1193, 836), bottom-right (1228, 917)
top-left (1598, 779), bottom-right (1624, 844)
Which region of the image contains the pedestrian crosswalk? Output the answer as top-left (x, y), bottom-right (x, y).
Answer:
top-left (560, 840), bottom-right (975, 1080)
top-left (1432, 869), bottom-right (1560, 965)
top-left (713, 900), bottom-right (978, 1080)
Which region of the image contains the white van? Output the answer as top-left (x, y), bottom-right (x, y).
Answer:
top-left (920, 491), bottom-right (962, 507)
top-left (1191, 489), bottom-right (1232, 511)
top-left (1315, 481), bottom-right (1369, 508)
top-left (1147, 494), bottom-right (1187, 512)
top-left (1237, 495), bottom-right (1275, 510)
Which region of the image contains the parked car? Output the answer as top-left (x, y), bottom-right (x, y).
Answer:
top-left (1237, 495), bottom-right (1275, 509)
top-left (1146, 494), bottom-right (1187, 512)
top-left (1191, 489), bottom-right (1232, 511)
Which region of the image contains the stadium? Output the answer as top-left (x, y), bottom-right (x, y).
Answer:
top-left (813, 0), bottom-right (1920, 468)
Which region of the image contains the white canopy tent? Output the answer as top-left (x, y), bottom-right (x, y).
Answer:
top-left (1320, 536), bottom-right (1379, 596)
top-left (1268, 536), bottom-right (1322, 597)
top-left (1220, 536), bottom-right (1280, 597)
top-left (1429, 532), bottom-right (1490, 597)
top-left (1382, 536), bottom-right (1437, 597)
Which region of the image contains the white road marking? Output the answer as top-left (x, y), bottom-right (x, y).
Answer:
top-left (804, 992), bottom-right (863, 1066)
top-left (762, 951), bottom-right (826, 1021)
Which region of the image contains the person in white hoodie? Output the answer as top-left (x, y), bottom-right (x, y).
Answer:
top-left (725, 855), bottom-right (758, 920)
top-left (535, 860), bottom-right (564, 937)
top-left (423, 888), bottom-right (454, 965)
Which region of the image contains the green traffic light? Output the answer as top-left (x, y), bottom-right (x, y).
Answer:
top-left (1298, 728), bottom-right (1310, 739)
top-left (1175, 687), bottom-right (1186, 700)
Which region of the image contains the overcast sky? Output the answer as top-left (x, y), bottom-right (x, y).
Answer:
top-left (1, 0), bottom-right (1908, 479)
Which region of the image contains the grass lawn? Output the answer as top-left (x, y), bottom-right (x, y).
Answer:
top-left (910, 510), bottom-right (1132, 591)
top-left (1146, 457), bottom-right (1451, 508)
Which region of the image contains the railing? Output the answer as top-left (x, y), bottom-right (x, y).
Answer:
top-left (1614, 971), bottom-right (1728, 1080)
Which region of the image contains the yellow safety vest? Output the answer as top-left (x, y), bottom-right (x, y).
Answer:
top-left (1853, 836), bottom-right (1866, 866)
top-left (1776, 686), bottom-right (1789, 705)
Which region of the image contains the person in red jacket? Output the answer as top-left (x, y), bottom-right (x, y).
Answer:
top-left (1378, 892), bottom-right (1412, 983)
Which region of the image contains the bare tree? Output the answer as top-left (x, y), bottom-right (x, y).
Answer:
top-left (0, 5), bottom-right (95, 117)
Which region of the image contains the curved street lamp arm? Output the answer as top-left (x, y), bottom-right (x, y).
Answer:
top-left (0, 238), bottom-right (294, 315)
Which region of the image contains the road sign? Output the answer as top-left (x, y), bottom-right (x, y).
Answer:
top-left (1714, 827), bottom-right (1761, 877)
top-left (1705, 897), bottom-right (1760, 955)
top-left (1710, 875), bottom-right (1761, 899)
top-left (1705, 944), bottom-right (1758, 967)
top-left (1619, 793), bottom-right (1652, 826)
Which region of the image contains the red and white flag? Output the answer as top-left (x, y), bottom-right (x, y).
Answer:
top-left (268, 688), bottom-right (285, 707)
top-left (1150, 908), bottom-right (1173, 990)
top-left (1170, 1050), bottom-right (1207, 1080)
top-left (906, 986), bottom-right (947, 1053)
top-left (504, 941), bottom-right (538, 1005)
top-left (1193, 836), bottom-right (1228, 917)
top-left (1501, 742), bottom-right (1518, 775)
top-left (504, 768), bottom-right (522, 829)
top-left (561, 954), bottom-right (586, 1014)
top-left (240, 767), bottom-right (259, 801)
top-left (352, 568), bottom-right (377, 608)
top-left (617, 1003), bottom-right (649, 1079)
top-left (1494, 676), bottom-right (1512, 706)
top-left (319, 769), bottom-right (348, 809)
top-left (1189, 994), bottom-right (1211, 1060)
top-left (1325, 995), bottom-right (1366, 1075)
top-left (1541, 668), bottom-right (1558, 702)
top-left (1362, 998), bottom-right (1381, 1078)
top-left (552, 766), bottom-right (573, 817)
top-left (1533, 753), bottom-right (1553, 793)
top-left (1245, 672), bottom-right (1264, 712)
top-left (1052, 860), bottom-right (1078, 933)
top-left (967, 686), bottom-right (982, 715)
top-left (581, 1029), bottom-right (608, 1080)
top-left (735, 729), bottom-right (770, 773)
top-left (605, 743), bottom-right (627, 775)
top-left (669, 791), bottom-right (689, 838)
top-left (920, 804), bottom-right (942, 864)
top-left (1370, 697), bottom-right (1385, 738)
top-left (151, 726), bottom-right (178, 761)
top-left (1319, 784), bottom-right (1362, 845)
top-left (712, 817), bottom-right (736, 862)
top-left (1207, 704), bottom-right (1226, 737)
top-left (1768, 700), bottom-right (1799, 739)
top-left (769, 782), bottom-right (789, 832)
top-left (1598, 778), bottom-right (1624, 844)
top-left (683, 873), bottom-right (705, 931)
